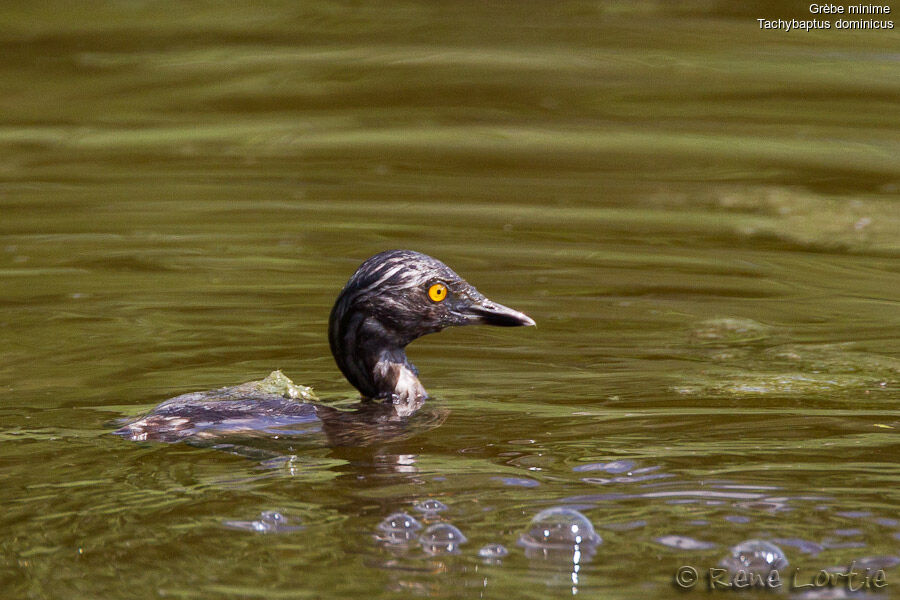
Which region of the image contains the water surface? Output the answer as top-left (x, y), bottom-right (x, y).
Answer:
top-left (1, 2), bottom-right (899, 598)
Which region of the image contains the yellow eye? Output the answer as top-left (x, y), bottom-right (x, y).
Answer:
top-left (428, 283), bottom-right (448, 302)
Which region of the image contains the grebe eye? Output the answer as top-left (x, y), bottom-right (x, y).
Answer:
top-left (428, 283), bottom-right (448, 302)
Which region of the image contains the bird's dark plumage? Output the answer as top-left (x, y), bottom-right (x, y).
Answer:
top-left (329, 250), bottom-right (534, 411)
top-left (115, 250), bottom-right (534, 441)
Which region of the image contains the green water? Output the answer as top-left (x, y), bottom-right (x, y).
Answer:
top-left (1, 1), bottom-right (899, 598)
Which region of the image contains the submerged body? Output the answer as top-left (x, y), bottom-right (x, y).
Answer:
top-left (114, 250), bottom-right (534, 443)
top-left (114, 371), bottom-right (319, 442)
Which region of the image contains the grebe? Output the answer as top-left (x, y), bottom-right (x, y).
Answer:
top-left (114, 250), bottom-right (534, 443)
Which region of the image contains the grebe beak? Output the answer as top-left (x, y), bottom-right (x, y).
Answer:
top-left (458, 298), bottom-right (535, 327)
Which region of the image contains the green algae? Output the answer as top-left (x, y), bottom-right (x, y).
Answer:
top-left (243, 370), bottom-right (317, 401)
top-left (679, 325), bottom-right (897, 397)
top-left (690, 318), bottom-right (773, 345)
top-left (186, 369), bottom-right (318, 404)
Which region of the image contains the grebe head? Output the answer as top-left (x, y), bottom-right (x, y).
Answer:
top-left (328, 250), bottom-right (534, 406)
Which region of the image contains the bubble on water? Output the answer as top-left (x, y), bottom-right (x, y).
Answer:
top-left (223, 511), bottom-right (303, 534)
top-left (478, 543), bottom-right (509, 559)
top-left (419, 523), bottom-right (467, 555)
top-left (413, 499), bottom-right (448, 514)
top-left (518, 507), bottom-right (602, 550)
top-left (377, 512), bottom-right (422, 533)
top-left (259, 511), bottom-right (284, 524)
top-left (376, 512), bottom-right (422, 545)
top-left (719, 540), bottom-right (788, 573)
top-left (519, 508), bottom-right (601, 567)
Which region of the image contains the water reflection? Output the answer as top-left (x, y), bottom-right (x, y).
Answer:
top-left (315, 402), bottom-right (448, 447)
top-left (655, 535), bottom-right (716, 551)
top-left (112, 371), bottom-right (449, 448)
